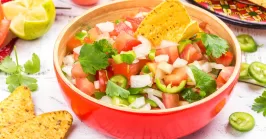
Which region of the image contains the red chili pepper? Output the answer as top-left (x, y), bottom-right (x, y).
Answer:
top-left (0, 38), bottom-right (17, 61)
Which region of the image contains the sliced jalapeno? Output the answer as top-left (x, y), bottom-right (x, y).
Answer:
top-left (128, 95), bottom-right (142, 104)
top-left (141, 65), bottom-right (150, 74)
top-left (248, 62), bottom-right (266, 83)
top-left (155, 78), bottom-right (186, 93)
top-left (149, 49), bottom-right (156, 60)
top-left (145, 99), bottom-right (158, 108)
top-left (94, 92), bottom-right (105, 100)
top-left (229, 112), bottom-right (255, 132)
top-left (110, 75), bottom-right (128, 88)
top-left (112, 96), bottom-right (129, 107)
top-left (128, 87), bottom-right (143, 95)
top-left (237, 34), bottom-right (257, 52)
top-left (240, 63), bottom-right (251, 80)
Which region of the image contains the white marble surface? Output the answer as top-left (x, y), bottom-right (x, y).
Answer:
top-left (0, 0), bottom-right (266, 138)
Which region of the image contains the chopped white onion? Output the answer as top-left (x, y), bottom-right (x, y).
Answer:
top-left (155, 68), bottom-right (166, 80)
top-left (210, 63), bottom-right (225, 69)
top-left (147, 93), bottom-right (165, 109)
top-left (133, 36), bottom-right (151, 58)
top-left (135, 12), bottom-right (149, 18)
top-left (130, 75), bottom-right (153, 88)
top-left (63, 54), bottom-right (75, 66)
top-left (155, 55), bottom-right (169, 63)
top-left (143, 88), bottom-right (163, 98)
top-left (160, 40), bottom-right (178, 48)
top-left (129, 97), bottom-right (146, 109)
top-left (173, 58), bottom-right (188, 68)
top-left (62, 65), bottom-right (73, 77)
top-left (201, 62), bottom-right (212, 73)
top-left (124, 21), bottom-right (133, 29)
top-left (100, 96), bottom-right (112, 104)
top-left (158, 62), bottom-right (174, 74)
top-left (94, 80), bottom-right (100, 89)
top-left (96, 22), bottom-right (114, 33)
top-left (190, 61), bottom-right (202, 70)
top-left (139, 103), bottom-right (151, 110)
top-left (185, 66), bottom-right (195, 83)
top-left (73, 46), bottom-right (82, 55)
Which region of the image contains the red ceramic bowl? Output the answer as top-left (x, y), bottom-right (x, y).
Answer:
top-left (54, 0), bottom-right (241, 138)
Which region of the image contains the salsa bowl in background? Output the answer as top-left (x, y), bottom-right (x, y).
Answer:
top-left (54, 0), bottom-right (241, 138)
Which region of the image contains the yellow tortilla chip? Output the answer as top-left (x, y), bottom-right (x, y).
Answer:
top-left (0, 86), bottom-right (35, 128)
top-left (180, 21), bottom-right (200, 40)
top-left (135, 0), bottom-right (199, 46)
top-left (248, 0), bottom-right (266, 8)
top-left (0, 110), bottom-right (73, 139)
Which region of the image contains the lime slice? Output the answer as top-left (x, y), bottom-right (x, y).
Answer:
top-left (2, 0), bottom-right (55, 40)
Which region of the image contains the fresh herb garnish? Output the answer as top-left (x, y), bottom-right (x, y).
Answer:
top-left (201, 33), bottom-right (229, 58)
top-left (190, 65), bottom-right (217, 94)
top-left (106, 80), bottom-right (130, 99)
top-left (24, 53), bottom-right (40, 74)
top-left (78, 43), bottom-right (109, 75)
top-left (252, 90), bottom-right (266, 116)
top-left (93, 39), bottom-right (118, 58)
top-left (181, 88), bottom-right (202, 103)
top-left (0, 47), bottom-right (40, 92)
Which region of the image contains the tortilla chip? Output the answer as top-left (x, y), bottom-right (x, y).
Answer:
top-left (180, 21), bottom-right (200, 41)
top-left (135, 0), bottom-right (199, 46)
top-left (0, 110), bottom-right (73, 139)
top-left (248, 0), bottom-right (266, 8)
top-left (0, 86), bottom-right (35, 128)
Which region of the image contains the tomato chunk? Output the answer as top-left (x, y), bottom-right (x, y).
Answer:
top-left (195, 40), bottom-right (206, 54)
top-left (156, 46), bottom-right (179, 64)
top-left (88, 27), bottom-right (100, 41)
top-left (98, 70), bottom-right (113, 92)
top-left (76, 78), bottom-right (95, 96)
top-left (180, 44), bottom-right (202, 63)
top-left (214, 51), bottom-right (233, 66)
top-left (125, 17), bottom-right (144, 32)
top-left (162, 93), bottom-right (180, 108)
top-left (114, 31), bottom-right (140, 52)
top-left (71, 62), bottom-right (88, 78)
top-left (164, 67), bottom-right (188, 86)
top-left (67, 36), bottom-right (82, 51)
top-left (216, 66), bottom-right (234, 88)
top-left (109, 22), bottom-right (133, 36)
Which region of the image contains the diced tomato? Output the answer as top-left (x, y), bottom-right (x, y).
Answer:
top-left (125, 17), bottom-right (144, 32)
top-left (71, 62), bottom-right (88, 78)
top-left (110, 22), bottom-right (133, 37)
top-left (195, 40), bottom-right (206, 53)
top-left (98, 70), bottom-right (113, 92)
top-left (114, 31), bottom-right (140, 52)
top-left (139, 7), bottom-right (152, 12)
top-left (180, 44), bottom-right (202, 63)
top-left (88, 27), bottom-right (100, 41)
top-left (73, 52), bottom-right (79, 61)
top-left (199, 22), bottom-right (210, 34)
top-left (162, 93), bottom-right (180, 108)
top-left (112, 59), bottom-right (149, 81)
top-left (67, 36), bottom-right (82, 51)
top-left (76, 78), bottom-right (95, 96)
top-left (216, 75), bottom-right (225, 89)
top-left (164, 67), bottom-right (188, 86)
top-left (216, 66), bottom-right (234, 88)
top-left (214, 51), bottom-right (233, 66)
top-left (0, 38), bottom-right (17, 61)
top-left (156, 46), bottom-right (179, 64)
top-left (0, 19), bottom-right (11, 48)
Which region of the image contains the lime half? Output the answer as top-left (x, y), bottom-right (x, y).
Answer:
top-left (3, 0), bottom-right (56, 40)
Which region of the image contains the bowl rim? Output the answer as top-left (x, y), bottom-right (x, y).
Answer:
top-left (54, 0), bottom-right (241, 114)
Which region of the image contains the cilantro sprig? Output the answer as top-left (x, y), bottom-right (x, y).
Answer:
top-left (79, 39), bottom-right (117, 75)
top-left (0, 47), bottom-right (40, 92)
top-left (201, 33), bottom-right (229, 58)
top-left (252, 90), bottom-right (266, 116)
top-left (106, 80), bottom-right (130, 99)
top-left (190, 65), bottom-right (217, 95)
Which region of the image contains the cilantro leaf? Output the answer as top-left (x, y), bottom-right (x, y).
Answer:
top-left (190, 65), bottom-right (217, 94)
top-left (93, 39), bottom-right (117, 58)
top-left (181, 88), bottom-right (202, 103)
top-left (201, 33), bottom-right (229, 58)
top-left (106, 80), bottom-right (130, 99)
top-left (0, 56), bottom-right (17, 74)
top-left (252, 90), bottom-right (266, 116)
top-left (6, 74), bottom-right (38, 92)
top-left (24, 53), bottom-right (40, 74)
top-left (79, 43), bottom-right (109, 75)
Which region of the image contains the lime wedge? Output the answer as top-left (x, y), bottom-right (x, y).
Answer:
top-left (3, 0), bottom-right (55, 40)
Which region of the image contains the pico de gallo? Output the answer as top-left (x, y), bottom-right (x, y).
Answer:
top-left (61, 7), bottom-right (234, 110)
